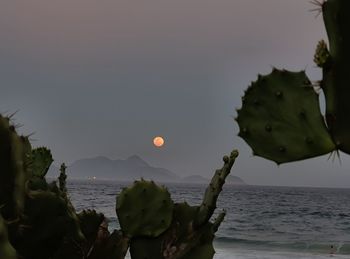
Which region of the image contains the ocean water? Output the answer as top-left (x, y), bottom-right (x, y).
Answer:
top-left (68, 180), bottom-right (350, 258)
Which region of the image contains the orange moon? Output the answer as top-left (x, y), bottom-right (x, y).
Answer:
top-left (153, 136), bottom-right (165, 147)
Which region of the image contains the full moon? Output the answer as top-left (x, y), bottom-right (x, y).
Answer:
top-left (153, 136), bottom-right (165, 147)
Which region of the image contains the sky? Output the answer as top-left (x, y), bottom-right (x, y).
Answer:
top-left (1, 0), bottom-right (350, 188)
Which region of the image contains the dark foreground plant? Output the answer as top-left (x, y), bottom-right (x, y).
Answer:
top-left (236, 0), bottom-right (350, 164)
top-left (0, 114), bottom-right (238, 259)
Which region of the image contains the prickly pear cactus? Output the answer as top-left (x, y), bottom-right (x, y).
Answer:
top-left (0, 115), bottom-right (29, 220)
top-left (77, 209), bottom-right (104, 251)
top-left (196, 150), bottom-right (238, 225)
top-left (129, 150), bottom-right (238, 259)
top-left (129, 203), bottom-right (200, 259)
top-left (31, 147), bottom-right (53, 178)
top-left (58, 163), bottom-right (68, 193)
top-left (15, 190), bottom-right (85, 259)
top-left (236, 69), bottom-right (335, 164)
top-left (321, 0), bottom-right (350, 153)
top-left (0, 114), bottom-right (87, 259)
top-left (88, 229), bottom-right (130, 259)
top-left (27, 147), bottom-right (54, 191)
top-left (116, 179), bottom-right (174, 238)
top-left (236, 0), bottom-right (350, 163)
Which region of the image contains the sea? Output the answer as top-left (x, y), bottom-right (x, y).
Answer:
top-left (68, 180), bottom-right (350, 258)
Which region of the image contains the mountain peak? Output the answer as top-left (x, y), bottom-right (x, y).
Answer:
top-left (47, 154), bottom-right (178, 182)
top-left (73, 155), bottom-right (112, 165)
top-left (125, 155), bottom-right (149, 167)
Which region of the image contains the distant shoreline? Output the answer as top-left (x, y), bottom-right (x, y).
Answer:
top-left (47, 176), bottom-right (248, 186)
top-left (50, 177), bottom-right (350, 190)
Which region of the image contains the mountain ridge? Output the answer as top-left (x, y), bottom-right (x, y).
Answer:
top-left (48, 155), bottom-right (247, 185)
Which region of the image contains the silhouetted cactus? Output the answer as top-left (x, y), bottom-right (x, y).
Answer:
top-left (195, 151), bottom-right (238, 226)
top-left (31, 147), bottom-right (53, 178)
top-left (78, 209), bottom-right (104, 251)
top-left (0, 113), bottom-right (238, 258)
top-left (28, 147), bottom-right (53, 191)
top-left (16, 189), bottom-right (84, 259)
top-left (129, 151), bottom-right (238, 259)
top-left (0, 115), bottom-right (85, 259)
top-left (88, 229), bottom-right (129, 259)
top-left (0, 115), bottom-right (29, 220)
top-left (236, 0), bottom-right (350, 164)
top-left (116, 180), bottom-right (174, 238)
top-left (58, 163), bottom-right (68, 193)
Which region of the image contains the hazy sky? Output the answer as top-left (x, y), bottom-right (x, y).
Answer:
top-left (2, 0), bottom-right (350, 188)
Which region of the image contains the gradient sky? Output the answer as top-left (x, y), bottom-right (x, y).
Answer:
top-left (1, 0), bottom-right (350, 188)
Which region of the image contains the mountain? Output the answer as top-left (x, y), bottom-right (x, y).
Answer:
top-left (47, 155), bottom-right (179, 182)
top-left (181, 174), bottom-right (247, 185)
top-left (47, 155), bottom-right (247, 185)
top-left (225, 175), bottom-right (247, 185)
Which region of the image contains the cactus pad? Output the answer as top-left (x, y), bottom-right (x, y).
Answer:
top-left (195, 150), bottom-right (238, 227)
top-left (15, 190), bottom-right (84, 259)
top-left (31, 147), bottom-right (54, 178)
top-left (116, 179), bottom-right (174, 237)
top-left (236, 69), bottom-right (336, 164)
top-left (321, 0), bottom-right (350, 154)
top-left (129, 203), bottom-right (199, 259)
top-left (130, 203), bottom-right (225, 259)
top-left (78, 209), bottom-right (104, 247)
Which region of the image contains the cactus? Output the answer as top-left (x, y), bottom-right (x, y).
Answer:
top-left (0, 115), bottom-right (28, 220)
top-left (88, 230), bottom-right (130, 259)
top-left (58, 163), bottom-right (68, 193)
top-left (236, 70), bottom-right (335, 164)
top-left (128, 151), bottom-right (238, 259)
top-left (236, 0), bottom-right (350, 164)
top-left (28, 147), bottom-right (54, 191)
top-left (129, 206), bottom-right (225, 259)
top-left (31, 147), bottom-right (53, 178)
top-left (15, 190), bottom-right (85, 259)
top-left (78, 209), bottom-right (104, 250)
top-left (0, 114), bottom-right (85, 259)
top-left (195, 150), bottom-right (238, 226)
top-left (116, 179), bottom-right (174, 238)
top-left (321, 0), bottom-right (350, 153)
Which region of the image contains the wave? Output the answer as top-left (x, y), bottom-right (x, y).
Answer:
top-left (215, 237), bottom-right (350, 255)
